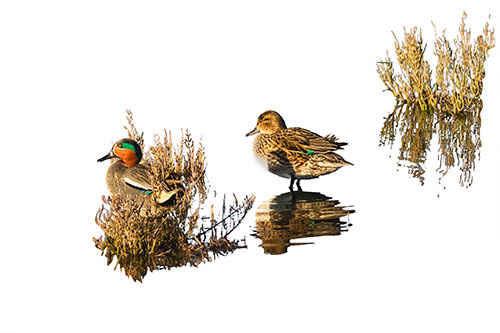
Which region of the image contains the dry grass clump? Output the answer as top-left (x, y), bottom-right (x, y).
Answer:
top-left (377, 12), bottom-right (495, 112)
top-left (377, 12), bottom-right (494, 187)
top-left (94, 110), bottom-right (255, 282)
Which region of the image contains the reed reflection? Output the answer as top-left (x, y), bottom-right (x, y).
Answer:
top-left (380, 103), bottom-right (482, 187)
top-left (252, 191), bottom-right (354, 255)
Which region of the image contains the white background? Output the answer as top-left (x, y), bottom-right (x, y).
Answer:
top-left (1, 1), bottom-right (500, 332)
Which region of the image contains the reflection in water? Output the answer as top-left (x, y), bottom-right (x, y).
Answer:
top-left (436, 109), bottom-right (482, 187)
top-left (95, 194), bottom-right (255, 282)
top-left (252, 192), bottom-right (354, 255)
top-left (380, 103), bottom-right (482, 187)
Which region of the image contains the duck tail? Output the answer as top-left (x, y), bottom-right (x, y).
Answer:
top-left (158, 188), bottom-right (184, 205)
top-left (158, 177), bottom-right (185, 206)
top-left (325, 134), bottom-right (348, 150)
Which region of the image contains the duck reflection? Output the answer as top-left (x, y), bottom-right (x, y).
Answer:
top-left (252, 191), bottom-right (354, 255)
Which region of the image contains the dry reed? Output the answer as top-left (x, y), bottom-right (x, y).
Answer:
top-left (377, 12), bottom-right (494, 187)
top-left (94, 110), bottom-right (255, 281)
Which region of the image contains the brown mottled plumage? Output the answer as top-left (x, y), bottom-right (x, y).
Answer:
top-left (246, 110), bottom-right (352, 191)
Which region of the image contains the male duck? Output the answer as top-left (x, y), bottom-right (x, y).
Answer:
top-left (97, 138), bottom-right (184, 206)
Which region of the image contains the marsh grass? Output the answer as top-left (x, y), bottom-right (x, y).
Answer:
top-left (377, 12), bottom-right (494, 187)
top-left (94, 110), bottom-right (255, 282)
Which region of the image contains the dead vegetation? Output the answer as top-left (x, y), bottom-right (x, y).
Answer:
top-left (94, 110), bottom-right (255, 282)
top-left (377, 12), bottom-right (495, 187)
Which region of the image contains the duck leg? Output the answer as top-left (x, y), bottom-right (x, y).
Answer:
top-left (289, 176), bottom-right (303, 192)
top-left (289, 176), bottom-right (296, 192)
top-left (296, 179), bottom-right (303, 192)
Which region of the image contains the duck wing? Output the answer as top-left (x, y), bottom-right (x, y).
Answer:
top-left (124, 165), bottom-right (185, 205)
top-left (278, 127), bottom-right (347, 155)
top-left (123, 164), bottom-right (154, 193)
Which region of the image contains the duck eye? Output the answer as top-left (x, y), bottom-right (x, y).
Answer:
top-left (117, 143), bottom-right (123, 148)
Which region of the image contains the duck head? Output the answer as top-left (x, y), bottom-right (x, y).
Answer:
top-left (246, 110), bottom-right (287, 136)
top-left (97, 138), bottom-right (142, 167)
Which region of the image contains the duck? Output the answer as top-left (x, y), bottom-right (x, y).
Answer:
top-left (97, 138), bottom-right (184, 207)
top-left (246, 110), bottom-right (352, 191)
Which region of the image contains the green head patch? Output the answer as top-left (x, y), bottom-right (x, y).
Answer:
top-left (121, 142), bottom-right (136, 153)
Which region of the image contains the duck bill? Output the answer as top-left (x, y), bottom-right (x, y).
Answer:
top-left (97, 152), bottom-right (115, 162)
top-left (246, 127), bottom-right (259, 137)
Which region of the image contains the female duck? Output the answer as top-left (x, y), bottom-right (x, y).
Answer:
top-left (246, 110), bottom-right (352, 191)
